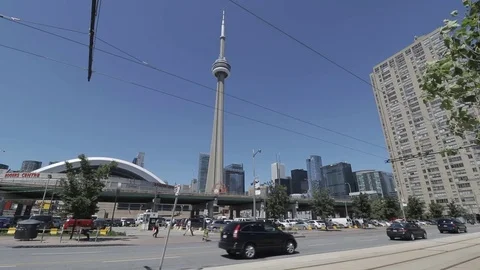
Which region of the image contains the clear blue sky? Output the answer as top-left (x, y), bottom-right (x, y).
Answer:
top-left (0, 0), bottom-right (462, 186)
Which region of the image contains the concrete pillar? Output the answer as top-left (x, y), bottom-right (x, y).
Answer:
top-left (207, 201), bottom-right (214, 218)
top-left (190, 210), bottom-right (195, 218)
top-left (291, 205), bottom-right (297, 219)
top-left (229, 209), bottom-right (234, 219)
top-left (195, 209), bottom-right (200, 216)
top-left (235, 208), bottom-right (241, 218)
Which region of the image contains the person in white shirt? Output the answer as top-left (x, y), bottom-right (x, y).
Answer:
top-left (183, 219), bottom-right (194, 236)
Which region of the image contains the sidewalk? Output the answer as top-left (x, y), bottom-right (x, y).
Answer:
top-left (204, 232), bottom-right (480, 270)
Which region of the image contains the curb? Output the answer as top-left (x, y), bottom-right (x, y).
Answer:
top-left (10, 243), bottom-right (134, 249)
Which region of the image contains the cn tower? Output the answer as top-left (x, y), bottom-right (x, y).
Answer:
top-left (205, 10), bottom-right (231, 194)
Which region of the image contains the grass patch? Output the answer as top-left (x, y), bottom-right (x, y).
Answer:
top-left (106, 230), bottom-right (126, 236)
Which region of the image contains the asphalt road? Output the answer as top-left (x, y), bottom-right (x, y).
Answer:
top-left (1, 225), bottom-right (479, 270)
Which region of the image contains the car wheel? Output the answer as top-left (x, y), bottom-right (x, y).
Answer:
top-left (439, 230), bottom-right (443, 234)
top-left (422, 232), bottom-right (427, 239)
top-left (285, 240), bottom-right (295, 254)
top-left (464, 228), bottom-right (468, 233)
top-left (389, 237), bottom-right (395, 240)
top-left (243, 243), bottom-right (256, 259)
top-left (409, 233), bottom-right (415, 241)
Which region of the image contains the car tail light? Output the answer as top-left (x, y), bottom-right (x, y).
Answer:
top-left (233, 224), bottom-right (241, 239)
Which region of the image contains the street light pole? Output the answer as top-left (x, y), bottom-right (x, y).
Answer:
top-left (159, 185), bottom-right (181, 270)
top-left (39, 174), bottom-right (52, 215)
top-left (110, 182), bottom-right (122, 232)
top-left (344, 183), bottom-right (352, 218)
top-left (252, 149), bottom-right (261, 220)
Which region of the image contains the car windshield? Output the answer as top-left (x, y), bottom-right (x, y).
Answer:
top-left (391, 223), bottom-right (405, 228)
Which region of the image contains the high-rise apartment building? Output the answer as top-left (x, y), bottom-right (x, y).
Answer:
top-left (197, 153), bottom-right (210, 193)
top-left (322, 162), bottom-right (357, 199)
top-left (21, 160), bottom-right (42, 172)
top-left (224, 163), bottom-right (245, 195)
top-left (271, 162), bottom-right (286, 181)
top-left (306, 155), bottom-right (323, 195)
top-left (371, 27), bottom-right (480, 209)
top-left (355, 170), bottom-right (396, 198)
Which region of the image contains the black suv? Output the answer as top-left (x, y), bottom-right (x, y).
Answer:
top-left (437, 218), bottom-right (467, 233)
top-left (218, 221), bottom-right (297, 259)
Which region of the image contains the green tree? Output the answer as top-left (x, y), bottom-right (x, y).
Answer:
top-left (447, 200), bottom-right (466, 217)
top-left (421, 0), bottom-right (480, 145)
top-left (265, 182), bottom-right (289, 219)
top-left (352, 193), bottom-right (371, 218)
top-left (60, 154), bottom-right (116, 238)
top-left (310, 184), bottom-right (335, 220)
top-left (405, 197), bottom-right (425, 220)
top-left (428, 201), bottom-right (445, 219)
top-left (370, 198), bottom-right (386, 220)
top-left (383, 196), bottom-right (401, 220)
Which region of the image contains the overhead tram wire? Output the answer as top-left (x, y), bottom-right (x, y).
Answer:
top-left (0, 43), bottom-right (387, 160)
top-left (0, 13), bottom-right (386, 150)
top-left (227, 0), bottom-right (472, 164)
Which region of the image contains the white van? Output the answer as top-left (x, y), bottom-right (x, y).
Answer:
top-left (330, 218), bottom-right (353, 227)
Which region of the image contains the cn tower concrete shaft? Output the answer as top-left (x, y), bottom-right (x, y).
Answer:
top-left (205, 10), bottom-right (231, 194)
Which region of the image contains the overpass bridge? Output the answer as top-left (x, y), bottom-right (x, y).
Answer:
top-left (0, 177), bottom-right (353, 217)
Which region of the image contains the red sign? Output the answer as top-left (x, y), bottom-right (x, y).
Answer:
top-left (4, 172), bottom-right (40, 178)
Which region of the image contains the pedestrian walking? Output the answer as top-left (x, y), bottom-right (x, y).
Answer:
top-left (152, 222), bottom-right (159, 238)
top-left (183, 219), bottom-right (194, 236)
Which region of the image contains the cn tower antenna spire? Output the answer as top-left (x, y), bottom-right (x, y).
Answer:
top-left (219, 9), bottom-right (226, 60)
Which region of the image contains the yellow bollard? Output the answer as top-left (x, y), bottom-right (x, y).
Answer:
top-left (7, 227), bottom-right (16, 235)
top-left (333, 225), bottom-right (337, 230)
top-left (321, 225), bottom-right (326, 231)
top-left (50, 228), bottom-right (58, 235)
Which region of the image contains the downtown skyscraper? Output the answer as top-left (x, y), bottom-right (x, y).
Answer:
top-left (371, 27), bottom-right (480, 210)
top-left (306, 155), bottom-right (323, 196)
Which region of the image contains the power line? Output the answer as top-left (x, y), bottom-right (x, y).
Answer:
top-left (0, 13), bottom-right (386, 150)
top-left (0, 43), bottom-right (387, 160)
top-left (227, 0), bottom-right (468, 165)
top-left (228, 0), bottom-right (376, 90)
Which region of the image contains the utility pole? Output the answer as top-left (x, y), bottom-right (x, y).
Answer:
top-left (87, 0), bottom-right (99, 81)
top-left (39, 174), bottom-right (52, 215)
top-left (252, 149), bottom-right (261, 220)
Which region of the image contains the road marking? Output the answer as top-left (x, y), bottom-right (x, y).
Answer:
top-left (358, 238), bottom-right (381, 242)
top-left (103, 256), bottom-right (180, 263)
top-left (31, 251), bottom-right (102, 256)
top-left (308, 243), bottom-right (333, 247)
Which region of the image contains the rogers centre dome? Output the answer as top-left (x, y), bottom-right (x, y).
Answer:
top-left (33, 157), bottom-right (166, 185)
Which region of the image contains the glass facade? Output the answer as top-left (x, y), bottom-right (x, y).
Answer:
top-left (197, 153), bottom-right (210, 193)
top-left (355, 170), bottom-right (397, 198)
top-left (224, 163), bottom-right (245, 195)
top-left (306, 155), bottom-right (323, 195)
top-left (291, 169), bottom-right (307, 194)
top-left (322, 162), bottom-right (357, 199)
top-left (21, 160), bottom-right (42, 172)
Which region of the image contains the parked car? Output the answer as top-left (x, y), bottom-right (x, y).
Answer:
top-left (292, 221), bottom-right (309, 230)
top-left (218, 221), bottom-right (297, 259)
top-left (0, 217), bottom-right (13, 228)
top-left (208, 220), bottom-right (227, 231)
top-left (121, 218), bottom-right (135, 227)
top-left (437, 218), bottom-right (467, 233)
top-left (386, 222), bottom-right (427, 240)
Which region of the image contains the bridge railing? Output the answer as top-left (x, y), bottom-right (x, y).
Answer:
top-left (1, 178), bottom-right (352, 202)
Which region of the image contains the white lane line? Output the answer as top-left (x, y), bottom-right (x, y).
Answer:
top-left (308, 243), bottom-right (333, 247)
top-left (31, 251), bottom-right (102, 256)
top-left (358, 238), bottom-right (382, 242)
top-left (103, 256), bottom-right (180, 263)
